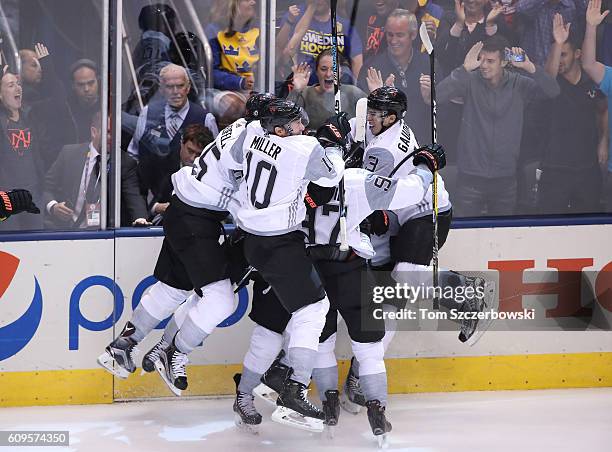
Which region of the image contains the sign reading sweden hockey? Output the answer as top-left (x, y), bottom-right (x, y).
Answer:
top-left (0, 251), bottom-right (43, 361)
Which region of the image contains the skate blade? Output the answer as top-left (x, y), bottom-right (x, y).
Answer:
top-left (271, 406), bottom-right (324, 433)
top-left (234, 413), bottom-right (260, 435)
top-left (253, 383), bottom-right (278, 407)
top-left (154, 360), bottom-right (182, 396)
top-left (376, 433), bottom-right (390, 449)
top-left (339, 391), bottom-right (362, 415)
top-left (324, 425), bottom-right (336, 439)
top-left (97, 351), bottom-right (129, 379)
top-left (467, 281), bottom-right (498, 347)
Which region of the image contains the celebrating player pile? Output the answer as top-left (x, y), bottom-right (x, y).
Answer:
top-left (97, 86), bottom-right (496, 446)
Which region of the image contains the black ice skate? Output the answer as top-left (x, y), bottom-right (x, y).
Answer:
top-left (141, 337), bottom-right (169, 373)
top-left (254, 350), bottom-right (291, 406)
top-left (366, 399), bottom-right (392, 448)
top-left (97, 322), bottom-right (139, 379)
top-left (155, 338), bottom-right (188, 396)
top-left (322, 389), bottom-right (340, 439)
top-left (458, 277), bottom-right (497, 346)
top-left (340, 357), bottom-right (366, 414)
top-left (233, 373), bottom-right (262, 435)
top-left (272, 378), bottom-right (325, 433)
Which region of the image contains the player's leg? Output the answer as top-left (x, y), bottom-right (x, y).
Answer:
top-left (391, 209), bottom-right (497, 345)
top-left (248, 274), bottom-right (293, 405)
top-left (97, 233), bottom-right (191, 379)
top-left (155, 206), bottom-right (235, 395)
top-left (244, 231), bottom-right (328, 431)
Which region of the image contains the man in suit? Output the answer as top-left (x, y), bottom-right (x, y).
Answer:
top-left (126, 63), bottom-right (215, 204)
top-left (44, 112), bottom-right (149, 230)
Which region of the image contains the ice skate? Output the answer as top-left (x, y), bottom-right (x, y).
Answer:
top-left (322, 389), bottom-right (340, 438)
top-left (232, 373), bottom-right (262, 435)
top-left (366, 400), bottom-right (392, 449)
top-left (271, 379), bottom-right (325, 433)
top-left (155, 339), bottom-right (188, 396)
top-left (459, 278), bottom-right (497, 346)
top-left (141, 337), bottom-right (169, 374)
top-left (254, 351), bottom-right (291, 406)
top-left (340, 357), bottom-right (366, 414)
top-left (97, 322), bottom-right (139, 379)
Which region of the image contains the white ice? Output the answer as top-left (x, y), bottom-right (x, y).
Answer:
top-left (0, 388), bottom-right (611, 452)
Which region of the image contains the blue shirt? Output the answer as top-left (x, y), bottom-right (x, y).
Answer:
top-left (600, 65), bottom-right (612, 172)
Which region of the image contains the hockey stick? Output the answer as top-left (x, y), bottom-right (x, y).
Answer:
top-left (419, 22), bottom-right (440, 310)
top-left (330, 0), bottom-right (349, 251)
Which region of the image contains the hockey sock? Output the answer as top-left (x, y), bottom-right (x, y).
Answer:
top-left (174, 315), bottom-right (209, 354)
top-left (360, 372), bottom-right (388, 406)
top-left (130, 303), bottom-right (161, 343)
top-left (351, 357), bottom-right (360, 376)
top-left (312, 366), bottom-right (338, 401)
top-left (382, 304), bottom-right (398, 352)
top-left (238, 367), bottom-right (262, 395)
top-left (287, 347), bottom-right (317, 386)
top-left (162, 317), bottom-right (180, 345)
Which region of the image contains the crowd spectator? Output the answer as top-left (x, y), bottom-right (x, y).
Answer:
top-left (287, 50), bottom-right (366, 130)
top-left (356, 0), bottom-right (401, 60)
top-left (437, 0), bottom-right (515, 76)
top-left (514, 0), bottom-right (587, 66)
top-left (207, 0), bottom-right (259, 93)
top-left (358, 10), bottom-right (432, 143)
top-left (435, 35), bottom-right (560, 216)
top-left (43, 112), bottom-right (149, 230)
top-left (537, 14), bottom-right (607, 213)
top-left (149, 123), bottom-right (213, 223)
top-left (0, 68), bottom-right (44, 231)
top-left (126, 64), bottom-right (215, 207)
top-left (582, 0), bottom-right (611, 210)
top-left (276, 0), bottom-right (363, 85)
top-left (405, 0), bottom-right (445, 53)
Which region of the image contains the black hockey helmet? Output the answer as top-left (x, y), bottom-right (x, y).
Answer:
top-left (138, 3), bottom-right (176, 34)
top-left (367, 86), bottom-right (407, 118)
top-left (245, 92), bottom-right (276, 121)
top-left (260, 99), bottom-right (305, 134)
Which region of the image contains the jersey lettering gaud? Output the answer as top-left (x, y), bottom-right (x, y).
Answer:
top-left (171, 118), bottom-right (253, 215)
top-left (221, 124), bottom-right (345, 235)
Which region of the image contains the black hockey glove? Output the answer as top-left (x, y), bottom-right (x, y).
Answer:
top-left (344, 142), bottom-right (364, 169)
top-left (304, 182), bottom-right (336, 210)
top-left (368, 210), bottom-right (389, 236)
top-left (0, 189), bottom-right (40, 220)
top-left (225, 227), bottom-right (249, 285)
top-left (413, 143), bottom-right (446, 173)
top-left (315, 112), bottom-right (351, 150)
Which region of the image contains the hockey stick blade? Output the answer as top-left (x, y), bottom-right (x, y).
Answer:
top-left (419, 22), bottom-right (434, 55)
top-left (354, 97), bottom-right (368, 143)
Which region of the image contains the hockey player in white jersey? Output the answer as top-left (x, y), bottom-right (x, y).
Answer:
top-left (340, 86), bottom-right (497, 413)
top-left (220, 99), bottom-right (347, 431)
top-left (235, 116), bottom-right (445, 441)
top-left (97, 94), bottom-right (274, 392)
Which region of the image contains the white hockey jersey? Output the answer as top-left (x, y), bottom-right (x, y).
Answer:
top-left (302, 168), bottom-right (433, 258)
top-left (362, 120), bottom-right (451, 225)
top-left (171, 118), bottom-right (253, 215)
top-left (222, 126), bottom-right (345, 235)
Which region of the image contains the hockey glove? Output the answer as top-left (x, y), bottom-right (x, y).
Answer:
top-left (316, 112), bottom-right (351, 150)
top-left (413, 143), bottom-right (446, 173)
top-left (0, 189), bottom-right (40, 220)
top-left (368, 210), bottom-right (389, 236)
top-left (344, 142), bottom-right (364, 169)
top-left (304, 182), bottom-right (336, 210)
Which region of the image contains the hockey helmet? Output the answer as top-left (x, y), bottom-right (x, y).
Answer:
top-left (245, 92), bottom-right (276, 121)
top-left (260, 99), bottom-right (306, 133)
top-left (367, 86), bottom-right (407, 118)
